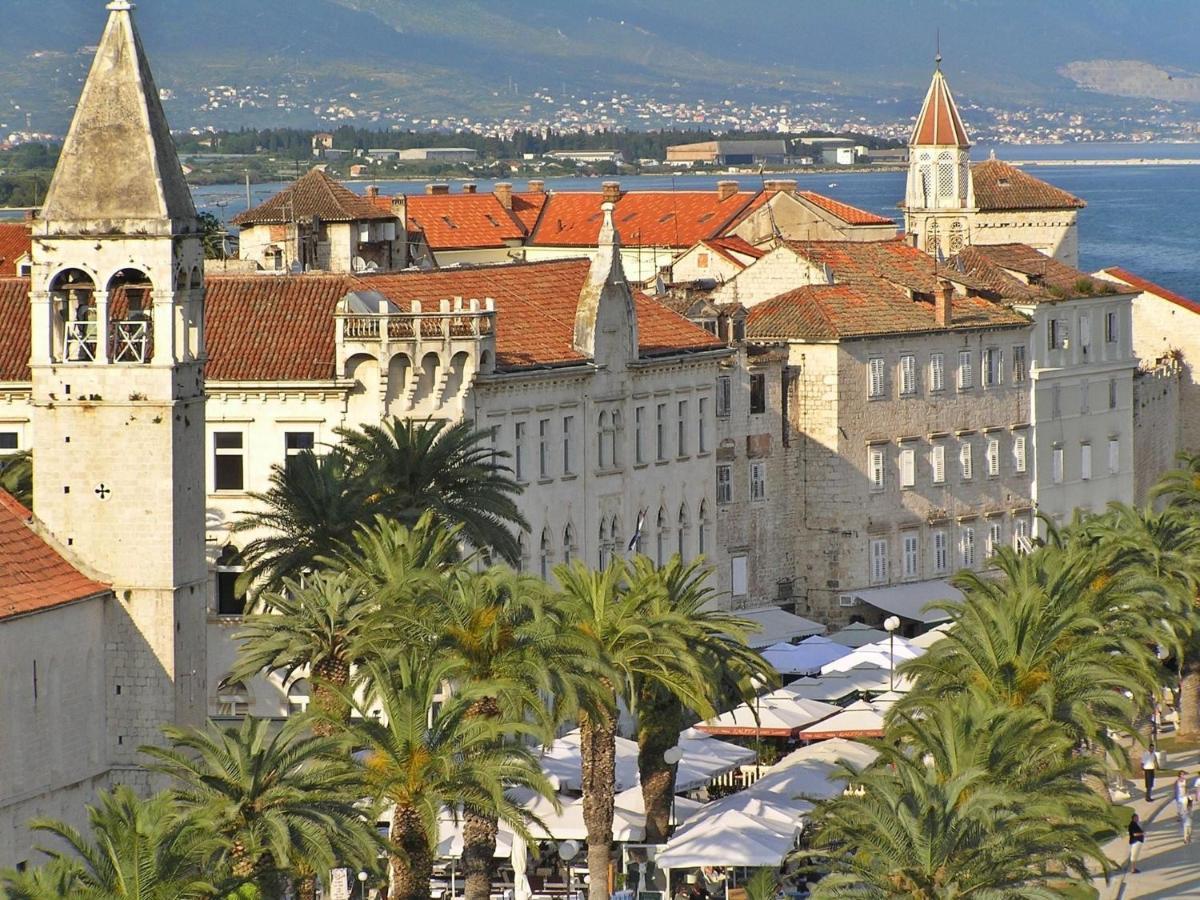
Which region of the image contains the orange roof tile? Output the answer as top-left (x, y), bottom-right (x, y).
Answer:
top-left (0, 491), bottom-right (110, 622)
top-left (231, 168), bottom-right (395, 226)
top-left (404, 192), bottom-right (545, 250)
top-left (530, 190), bottom-right (755, 248)
top-left (971, 160), bottom-right (1086, 211)
top-left (796, 191), bottom-right (895, 226)
top-left (783, 238), bottom-right (994, 296)
top-left (0, 223), bottom-right (31, 277)
top-left (701, 235), bottom-right (766, 268)
top-left (911, 67), bottom-right (970, 148)
top-left (0, 279), bottom-right (30, 381)
top-left (953, 244), bottom-right (1128, 304)
top-left (1100, 267), bottom-right (1200, 315)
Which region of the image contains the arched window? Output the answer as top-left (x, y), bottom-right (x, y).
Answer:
top-left (563, 523), bottom-right (577, 564)
top-left (215, 678), bottom-right (250, 717)
top-left (698, 501), bottom-right (710, 557)
top-left (517, 532), bottom-right (529, 572)
top-left (925, 219), bottom-right (940, 256)
top-left (656, 507), bottom-right (668, 567)
top-left (948, 220), bottom-right (966, 254)
top-left (609, 516), bottom-right (622, 559)
top-left (286, 678), bottom-right (311, 716)
top-left (539, 529), bottom-right (552, 581)
top-left (215, 545), bottom-right (247, 616)
top-left (597, 411), bottom-right (610, 468)
top-left (677, 503), bottom-right (690, 560)
top-left (599, 519), bottom-right (610, 569)
top-left (611, 410), bottom-right (623, 467)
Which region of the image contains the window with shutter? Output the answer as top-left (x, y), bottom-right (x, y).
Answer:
top-left (1105, 310), bottom-right (1119, 344)
top-left (986, 438), bottom-right (999, 477)
top-left (902, 533), bottom-right (919, 578)
top-left (1108, 438), bottom-right (1119, 474)
top-left (987, 521), bottom-right (1002, 557)
top-left (960, 440), bottom-right (972, 480)
top-left (930, 353), bottom-right (945, 392)
top-left (932, 530), bottom-right (948, 572)
top-left (870, 538), bottom-right (888, 584)
top-left (1080, 443), bottom-right (1092, 481)
top-left (1052, 446), bottom-right (1064, 483)
top-left (957, 350), bottom-right (973, 389)
top-left (869, 447), bottom-right (885, 491)
top-left (983, 348), bottom-right (1002, 387)
top-left (961, 527), bottom-right (976, 568)
top-left (899, 447), bottom-right (915, 488)
top-left (931, 443), bottom-right (945, 484)
top-left (868, 358), bottom-right (885, 398)
top-left (716, 376), bottom-right (732, 417)
top-left (1013, 517), bottom-right (1030, 551)
top-left (899, 354), bottom-right (916, 395)
top-left (1012, 345), bottom-right (1027, 383)
top-left (1013, 434), bottom-right (1027, 473)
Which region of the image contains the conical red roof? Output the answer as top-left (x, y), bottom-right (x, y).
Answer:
top-left (910, 67), bottom-right (970, 148)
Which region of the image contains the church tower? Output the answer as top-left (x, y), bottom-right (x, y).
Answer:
top-left (903, 56), bottom-right (974, 258)
top-left (28, 0), bottom-right (207, 765)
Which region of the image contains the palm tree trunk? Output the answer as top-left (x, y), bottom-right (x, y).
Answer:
top-left (462, 810), bottom-right (498, 900)
top-left (581, 708), bottom-right (617, 900)
top-left (296, 874), bottom-right (318, 900)
top-left (636, 686), bottom-right (684, 844)
top-left (312, 655), bottom-right (351, 738)
top-left (1181, 651), bottom-right (1200, 737)
top-left (391, 803), bottom-right (434, 900)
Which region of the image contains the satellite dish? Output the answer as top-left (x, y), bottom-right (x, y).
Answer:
top-left (557, 840), bottom-right (579, 861)
top-left (352, 255), bottom-right (367, 273)
top-left (289, 259), bottom-right (302, 274)
top-left (663, 745), bottom-right (683, 765)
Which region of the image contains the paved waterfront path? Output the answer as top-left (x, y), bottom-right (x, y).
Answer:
top-left (1095, 747), bottom-right (1200, 898)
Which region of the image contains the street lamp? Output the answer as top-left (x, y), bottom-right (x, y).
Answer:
top-left (749, 676), bottom-right (766, 771)
top-left (883, 616), bottom-right (901, 691)
top-left (357, 870), bottom-right (368, 900)
top-left (663, 745), bottom-right (683, 833)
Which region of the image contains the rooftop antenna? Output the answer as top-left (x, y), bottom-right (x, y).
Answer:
top-left (935, 29), bottom-right (942, 69)
top-left (759, 164), bottom-right (783, 243)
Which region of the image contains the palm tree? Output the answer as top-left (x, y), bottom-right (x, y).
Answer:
top-left (142, 717), bottom-right (380, 897)
top-left (0, 450), bottom-right (32, 507)
top-left (235, 445), bottom-right (371, 591)
top-left (337, 416), bottom-right (527, 564)
top-left (331, 654), bottom-right (555, 900)
top-left (555, 559), bottom-right (712, 900)
top-left (229, 570), bottom-right (374, 734)
top-left (0, 857), bottom-right (82, 899)
top-left (9, 786), bottom-right (222, 900)
top-left (626, 555), bottom-right (772, 843)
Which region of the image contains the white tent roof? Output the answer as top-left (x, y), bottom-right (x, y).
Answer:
top-left (739, 606), bottom-right (825, 648)
top-left (762, 638), bottom-right (852, 675)
top-left (697, 696), bottom-right (839, 737)
top-left (656, 810), bottom-right (797, 869)
top-left (909, 622), bottom-right (953, 649)
top-left (855, 637), bottom-right (923, 661)
top-left (827, 623), bottom-right (891, 647)
top-left (539, 730), bottom-right (641, 792)
top-left (506, 787), bottom-right (704, 843)
top-left (796, 700), bottom-right (886, 740)
top-left (436, 814), bottom-right (513, 859)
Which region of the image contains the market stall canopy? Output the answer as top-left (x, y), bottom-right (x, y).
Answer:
top-left (506, 787), bottom-right (704, 843)
top-left (656, 809), bottom-right (798, 869)
top-left (851, 579), bottom-right (958, 624)
top-left (739, 606), bottom-right (825, 648)
top-left (695, 695), bottom-right (839, 738)
top-left (795, 700), bottom-right (886, 740)
top-left (909, 622), bottom-right (953, 649)
top-left (762, 637), bottom-right (852, 675)
top-left (827, 622), bottom-right (890, 647)
top-left (675, 728), bottom-right (757, 789)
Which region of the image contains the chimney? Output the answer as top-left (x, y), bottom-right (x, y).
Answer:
top-left (601, 181), bottom-right (621, 203)
top-left (426, 183), bottom-right (450, 195)
top-left (716, 180), bottom-right (739, 201)
top-left (763, 179), bottom-right (797, 195)
top-left (527, 179), bottom-right (545, 194)
top-left (494, 182), bottom-right (513, 209)
top-left (462, 183), bottom-right (477, 194)
top-left (366, 185), bottom-right (379, 199)
top-left (936, 279), bottom-right (954, 327)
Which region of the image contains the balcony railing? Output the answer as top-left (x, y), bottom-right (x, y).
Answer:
top-left (64, 320), bottom-right (97, 362)
top-left (339, 308), bottom-right (495, 342)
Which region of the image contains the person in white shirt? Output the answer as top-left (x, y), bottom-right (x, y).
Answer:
top-left (1176, 771), bottom-right (1191, 842)
top-left (1142, 745), bottom-right (1158, 801)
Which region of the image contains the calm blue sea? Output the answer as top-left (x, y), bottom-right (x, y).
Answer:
top-left (193, 142), bottom-right (1200, 299)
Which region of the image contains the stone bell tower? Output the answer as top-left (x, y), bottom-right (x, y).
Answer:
top-left (28, 0), bottom-right (206, 766)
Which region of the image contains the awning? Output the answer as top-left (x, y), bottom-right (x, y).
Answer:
top-left (739, 606), bottom-right (825, 648)
top-left (852, 579), bottom-right (959, 624)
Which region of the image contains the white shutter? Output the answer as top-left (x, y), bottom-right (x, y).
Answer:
top-left (987, 438), bottom-right (999, 476)
top-left (933, 530), bottom-right (947, 572)
top-left (1108, 438), bottom-right (1120, 474)
top-left (870, 447), bottom-right (885, 489)
top-left (869, 358), bottom-right (885, 397)
top-left (932, 443), bottom-right (945, 484)
top-left (903, 534), bottom-right (919, 577)
top-left (1013, 434), bottom-right (1027, 473)
top-left (1080, 443), bottom-right (1092, 481)
top-left (960, 441), bottom-right (972, 479)
top-left (870, 539), bottom-right (888, 584)
top-left (900, 355), bottom-right (915, 395)
top-left (961, 527), bottom-right (975, 567)
top-left (1052, 447), bottom-right (1064, 483)
top-left (930, 353), bottom-right (945, 392)
top-left (900, 448), bottom-right (915, 488)
top-left (958, 351), bottom-right (972, 389)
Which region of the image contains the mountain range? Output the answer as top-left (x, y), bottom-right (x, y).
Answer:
top-left (4, 0), bottom-right (1200, 132)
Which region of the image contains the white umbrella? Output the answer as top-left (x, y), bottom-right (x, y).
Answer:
top-left (762, 639), bottom-right (851, 675)
top-left (795, 700), bottom-right (886, 740)
top-left (506, 787), bottom-right (703, 842)
top-left (656, 810), bottom-right (797, 869)
top-left (909, 623), bottom-right (952, 649)
top-left (855, 637), bottom-right (923, 661)
top-left (821, 650), bottom-right (894, 674)
top-left (539, 729), bottom-right (640, 792)
top-left (696, 696), bottom-right (839, 738)
top-left (674, 728), bottom-right (756, 789)
top-left (827, 623), bottom-right (891, 647)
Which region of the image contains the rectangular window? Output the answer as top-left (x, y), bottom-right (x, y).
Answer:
top-left (961, 526), bottom-right (976, 568)
top-left (929, 353), bottom-right (945, 392)
top-left (731, 555), bottom-right (748, 597)
top-left (749, 373), bottom-right (766, 414)
top-left (213, 432), bottom-right (245, 491)
top-left (1108, 438), bottom-right (1120, 474)
top-left (1052, 384), bottom-right (1061, 419)
top-left (1048, 318), bottom-right (1067, 350)
top-left (538, 419), bottom-right (550, 478)
top-left (749, 461), bottom-right (766, 501)
top-left (716, 376), bottom-right (732, 417)
top-left (870, 538), bottom-right (888, 585)
top-left (634, 406), bottom-right (645, 464)
top-left (931, 443), bottom-right (946, 484)
top-left (1012, 345), bottom-right (1027, 383)
top-left (869, 446), bottom-right (885, 491)
top-left (1105, 310), bottom-right (1119, 344)
top-left (562, 415), bottom-right (574, 474)
top-left (677, 400), bottom-right (688, 456)
top-left (983, 347), bottom-right (1002, 387)
top-left (986, 437), bottom-right (1000, 477)
top-left (514, 422), bottom-right (526, 480)
top-left (868, 357), bottom-right (885, 398)
top-left (216, 566), bottom-right (247, 617)
top-left (1079, 312), bottom-right (1091, 352)
top-left (932, 530), bottom-right (948, 573)
top-left (655, 404), bottom-right (666, 461)
top-left (957, 350), bottom-right (973, 390)
top-left (902, 533), bottom-right (919, 578)
top-left (987, 521), bottom-right (1002, 558)
top-left (959, 440), bottom-right (973, 480)
top-left (0, 431), bottom-right (18, 452)
top-left (698, 397), bottom-right (709, 453)
top-left (899, 447), bottom-right (915, 488)
top-left (1109, 378), bottom-right (1118, 410)
top-left (716, 465), bottom-right (733, 505)
top-left (284, 431), bottom-right (315, 476)
top-left (1080, 442), bottom-right (1092, 481)
top-left (1080, 379), bottom-right (1089, 415)
top-left (1014, 517), bottom-right (1030, 552)
top-left (1052, 445), bottom-right (1064, 483)
top-left (1013, 433), bottom-right (1027, 473)
top-left (899, 354), bottom-right (916, 396)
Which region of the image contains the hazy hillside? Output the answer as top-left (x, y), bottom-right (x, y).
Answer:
top-left (3, 0), bottom-right (1200, 132)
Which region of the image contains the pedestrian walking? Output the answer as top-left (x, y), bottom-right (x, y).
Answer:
top-left (1176, 771), bottom-right (1191, 842)
top-left (1143, 744), bottom-right (1159, 801)
top-left (1129, 812), bottom-right (1146, 873)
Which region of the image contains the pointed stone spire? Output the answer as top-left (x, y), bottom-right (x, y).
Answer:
top-left (910, 63), bottom-right (970, 149)
top-left (574, 201), bottom-right (638, 362)
top-left (40, 0), bottom-right (195, 226)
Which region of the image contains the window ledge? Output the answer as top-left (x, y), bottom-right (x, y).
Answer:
top-left (537, 477), bottom-right (554, 486)
top-left (212, 489), bottom-right (251, 498)
top-left (561, 473), bottom-right (578, 482)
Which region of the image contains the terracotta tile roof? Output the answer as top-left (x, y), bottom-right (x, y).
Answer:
top-left (911, 68), bottom-right (970, 148)
top-left (0, 279), bottom-right (30, 381)
top-left (0, 491), bottom-right (109, 622)
top-left (746, 281), bottom-right (1026, 342)
top-left (404, 192), bottom-right (546, 250)
top-left (530, 190), bottom-right (755, 248)
top-left (231, 168), bottom-right (396, 226)
top-left (509, 192), bottom-right (548, 232)
top-left (954, 244), bottom-right (1129, 304)
top-left (1100, 266), bottom-right (1200, 314)
top-left (783, 238), bottom-right (994, 296)
top-left (971, 160), bottom-right (1085, 211)
top-left (702, 235), bottom-right (766, 268)
top-left (0, 223), bottom-right (31, 277)
top-left (795, 191), bottom-right (895, 226)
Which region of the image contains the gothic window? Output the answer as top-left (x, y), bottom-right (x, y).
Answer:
top-left (563, 523), bottom-right (576, 565)
top-left (948, 220), bottom-right (966, 254)
top-left (698, 501), bottom-right (710, 557)
top-left (539, 529), bottom-right (552, 581)
top-left (215, 545), bottom-right (247, 616)
top-left (918, 152), bottom-right (933, 205)
top-left (286, 679), bottom-right (310, 716)
top-left (936, 151), bottom-right (955, 199)
top-left (107, 268), bottom-right (153, 364)
top-left (599, 519), bottom-right (610, 569)
top-left (677, 503), bottom-right (690, 560)
top-left (656, 507), bottom-right (668, 567)
top-left (609, 516), bottom-right (621, 560)
top-left (517, 532), bottom-right (529, 572)
top-left (925, 220), bottom-right (940, 255)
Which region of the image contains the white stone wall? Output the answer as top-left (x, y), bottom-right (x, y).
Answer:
top-left (0, 598), bottom-right (109, 868)
top-left (1129, 290), bottom-right (1200, 454)
top-left (1132, 360), bottom-right (1182, 504)
top-left (671, 246), bottom-right (745, 285)
top-left (972, 209), bottom-right (1080, 268)
top-left (710, 246), bottom-right (819, 308)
